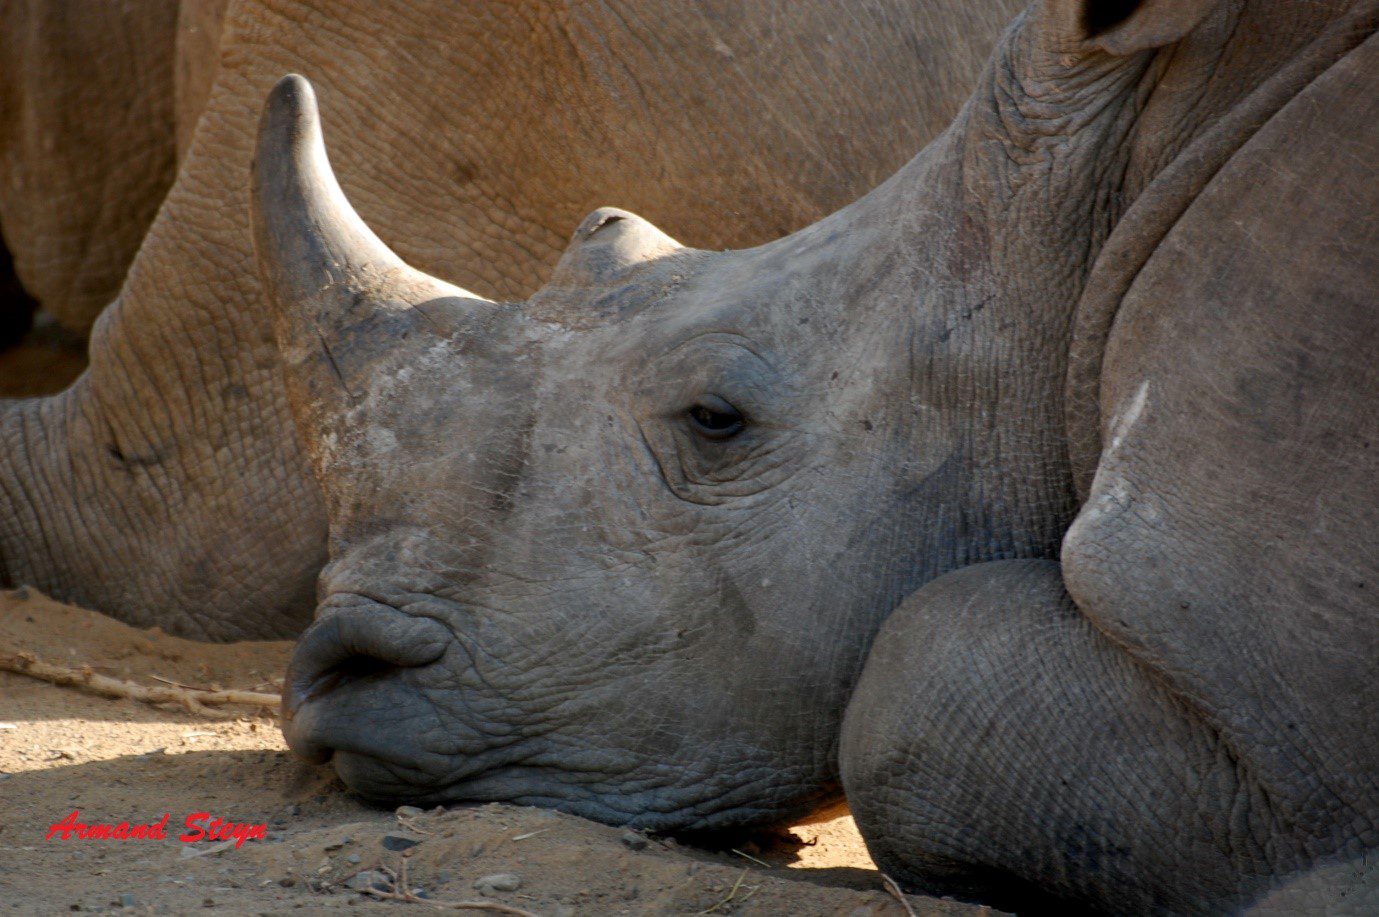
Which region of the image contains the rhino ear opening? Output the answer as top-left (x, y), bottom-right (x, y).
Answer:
top-left (1041, 0), bottom-right (1218, 56)
top-left (250, 74), bottom-right (488, 438)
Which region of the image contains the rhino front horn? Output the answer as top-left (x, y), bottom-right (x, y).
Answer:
top-left (250, 74), bottom-right (488, 442)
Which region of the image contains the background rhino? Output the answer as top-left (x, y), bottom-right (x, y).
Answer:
top-left (248, 0), bottom-right (1379, 911)
top-left (0, 0), bottom-right (180, 347)
top-left (0, 0), bottom-right (1020, 635)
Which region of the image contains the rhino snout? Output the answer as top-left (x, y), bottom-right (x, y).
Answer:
top-left (282, 600), bottom-right (451, 763)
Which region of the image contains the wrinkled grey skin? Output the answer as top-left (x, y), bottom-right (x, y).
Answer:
top-left (253, 0), bottom-right (1378, 910)
top-left (0, 0), bottom-right (1019, 639)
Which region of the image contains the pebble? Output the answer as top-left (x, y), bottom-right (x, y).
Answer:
top-left (620, 830), bottom-right (648, 851)
top-left (345, 870), bottom-right (392, 892)
top-left (346, 853), bottom-right (361, 865)
top-left (395, 805), bottom-right (424, 818)
top-left (119, 894), bottom-right (135, 908)
top-left (381, 834), bottom-right (421, 852)
top-left (472, 873), bottom-right (522, 895)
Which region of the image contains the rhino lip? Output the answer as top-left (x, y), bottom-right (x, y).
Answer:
top-left (282, 600), bottom-right (451, 763)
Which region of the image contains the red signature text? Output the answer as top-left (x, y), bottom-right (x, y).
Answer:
top-left (46, 810), bottom-right (267, 848)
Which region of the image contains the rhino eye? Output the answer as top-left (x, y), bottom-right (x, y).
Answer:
top-left (686, 395), bottom-right (745, 441)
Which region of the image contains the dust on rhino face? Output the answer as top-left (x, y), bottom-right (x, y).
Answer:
top-left (254, 76), bottom-right (1072, 828)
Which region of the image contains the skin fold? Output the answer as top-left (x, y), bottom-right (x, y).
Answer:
top-left (248, 0), bottom-right (1377, 911)
top-left (0, 0), bottom-right (1019, 638)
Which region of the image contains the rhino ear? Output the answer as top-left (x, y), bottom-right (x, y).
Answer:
top-left (1041, 0), bottom-right (1218, 56)
top-left (545, 207), bottom-right (684, 288)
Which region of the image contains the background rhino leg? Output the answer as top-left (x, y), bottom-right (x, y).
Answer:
top-left (840, 559), bottom-right (1281, 912)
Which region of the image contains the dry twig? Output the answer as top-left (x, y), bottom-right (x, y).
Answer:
top-left (882, 874), bottom-right (918, 917)
top-left (0, 648), bottom-right (280, 719)
top-left (360, 857), bottom-right (540, 915)
top-left (731, 847), bottom-right (771, 868)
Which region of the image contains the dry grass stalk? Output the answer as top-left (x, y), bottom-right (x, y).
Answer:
top-left (882, 874), bottom-right (919, 917)
top-left (360, 859), bottom-right (540, 915)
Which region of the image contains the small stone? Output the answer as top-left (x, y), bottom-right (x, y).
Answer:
top-left (346, 854), bottom-right (361, 865)
top-left (395, 805), bottom-right (424, 818)
top-left (345, 870), bottom-right (392, 892)
top-left (381, 834), bottom-right (421, 852)
top-left (323, 840), bottom-right (345, 852)
top-left (436, 870), bottom-right (453, 884)
top-left (620, 830), bottom-right (648, 851)
top-left (277, 878), bottom-right (296, 888)
top-left (553, 906), bottom-right (576, 917)
top-left (472, 873), bottom-right (522, 896)
top-left (119, 894), bottom-right (135, 908)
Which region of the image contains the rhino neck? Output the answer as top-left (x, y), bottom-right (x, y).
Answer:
top-left (1064, 0), bottom-right (1379, 495)
top-left (878, 0), bottom-right (1371, 529)
top-left (0, 305), bottom-right (324, 639)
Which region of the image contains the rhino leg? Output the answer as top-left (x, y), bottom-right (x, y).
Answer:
top-left (840, 560), bottom-right (1268, 912)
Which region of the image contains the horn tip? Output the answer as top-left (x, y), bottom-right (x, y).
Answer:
top-left (261, 74), bottom-right (318, 142)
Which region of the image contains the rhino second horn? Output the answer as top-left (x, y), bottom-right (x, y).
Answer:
top-left (250, 74), bottom-right (485, 417)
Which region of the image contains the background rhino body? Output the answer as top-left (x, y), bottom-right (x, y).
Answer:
top-left (0, 0), bottom-right (1019, 636)
top-left (249, 0), bottom-right (1379, 911)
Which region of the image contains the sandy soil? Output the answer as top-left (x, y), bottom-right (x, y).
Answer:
top-left (0, 589), bottom-right (994, 916)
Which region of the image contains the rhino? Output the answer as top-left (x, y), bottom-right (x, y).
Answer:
top-left (0, 0), bottom-right (180, 343)
top-left (0, 0), bottom-right (1020, 633)
top-left (0, 0), bottom-right (1018, 347)
top-left (245, 0), bottom-right (1379, 911)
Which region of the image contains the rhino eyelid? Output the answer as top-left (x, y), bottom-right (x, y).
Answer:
top-left (685, 395), bottom-right (747, 441)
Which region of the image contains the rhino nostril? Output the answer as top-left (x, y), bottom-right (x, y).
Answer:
top-left (280, 601), bottom-right (451, 727)
top-left (304, 654), bottom-right (398, 704)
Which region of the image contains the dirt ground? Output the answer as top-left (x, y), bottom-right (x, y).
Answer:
top-left (0, 589), bottom-right (994, 916)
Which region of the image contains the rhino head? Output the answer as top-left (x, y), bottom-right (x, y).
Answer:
top-left (254, 0), bottom-right (1259, 830)
top-left (251, 62), bottom-right (1079, 828)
